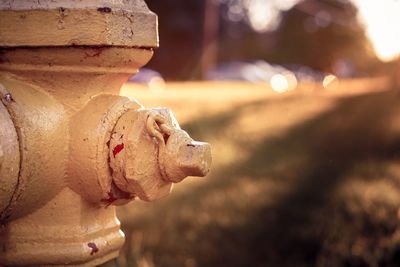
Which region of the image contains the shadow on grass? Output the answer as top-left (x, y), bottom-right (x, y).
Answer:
top-left (113, 89), bottom-right (400, 267)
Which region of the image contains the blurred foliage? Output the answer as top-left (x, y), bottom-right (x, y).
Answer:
top-left (273, 0), bottom-right (378, 74)
top-left (146, 0), bottom-right (379, 80)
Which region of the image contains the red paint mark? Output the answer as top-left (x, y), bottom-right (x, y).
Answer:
top-left (112, 143), bottom-right (124, 157)
top-left (88, 242), bottom-right (99, 255)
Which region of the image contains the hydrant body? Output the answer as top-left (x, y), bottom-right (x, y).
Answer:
top-left (0, 1), bottom-right (211, 266)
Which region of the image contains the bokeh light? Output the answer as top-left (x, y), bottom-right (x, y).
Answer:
top-left (220, 0), bottom-right (301, 32)
top-left (247, 0), bottom-right (280, 32)
top-left (322, 74), bottom-right (339, 89)
top-left (270, 72), bottom-right (297, 93)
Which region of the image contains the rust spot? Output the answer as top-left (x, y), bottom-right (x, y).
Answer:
top-left (101, 191), bottom-right (118, 207)
top-left (59, 7), bottom-right (65, 13)
top-left (87, 242), bottom-right (99, 255)
top-left (19, 14), bottom-right (26, 19)
top-left (4, 93), bottom-right (14, 103)
top-left (97, 7), bottom-right (112, 13)
top-left (112, 143), bottom-right (124, 157)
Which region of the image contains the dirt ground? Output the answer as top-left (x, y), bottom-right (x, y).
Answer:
top-left (103, 79), bottom-right (400, 267)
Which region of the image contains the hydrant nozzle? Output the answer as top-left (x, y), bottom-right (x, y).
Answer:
top-left (109, 108), bottom-right (212, 201)
top-left (161, 130), bottom-right (212, 183)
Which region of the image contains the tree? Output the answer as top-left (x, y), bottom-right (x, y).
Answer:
top-left (146, 0), bottom-right (379, 80)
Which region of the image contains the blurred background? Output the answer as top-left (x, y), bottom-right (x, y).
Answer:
top-left (106, 0), bottom-right (400, 266)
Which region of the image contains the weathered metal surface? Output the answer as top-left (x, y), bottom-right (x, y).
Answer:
top-left (0, 75), bottom-right (67, 222)
top-left (0, 89), bottom-right (20, 220)
top-left (0, 46), bottom-right (152, 266)
top-left (68, 94), bottom-right (142, 204)
top-left (0, 188), bottom-right (125, 266)
top-left (0, 0), bottom-right (158, 48)
top-left (0, 0), bottom-right (211, 265)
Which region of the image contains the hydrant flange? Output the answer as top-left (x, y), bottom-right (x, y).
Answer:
top-left (68, 94), bottom-right (142, 204)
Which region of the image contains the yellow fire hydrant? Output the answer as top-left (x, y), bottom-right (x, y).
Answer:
top-left (0, 1), bottom-right (211, 266)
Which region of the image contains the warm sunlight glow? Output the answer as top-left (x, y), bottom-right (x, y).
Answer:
top-left (247, 0), bottom-right (280, 32)
top-left (352, 0), bottom-right (400, 61)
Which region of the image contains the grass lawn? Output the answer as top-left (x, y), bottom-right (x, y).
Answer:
top-left (104, 79), bottom-right (400, 267)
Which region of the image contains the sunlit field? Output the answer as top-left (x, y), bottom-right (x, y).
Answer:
top-left (104, 78), bottom-right (400, 267)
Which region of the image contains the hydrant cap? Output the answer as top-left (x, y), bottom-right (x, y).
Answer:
top-left (0, 0), bottom-right (158, 48)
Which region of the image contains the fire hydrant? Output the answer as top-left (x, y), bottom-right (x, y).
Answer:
top-left (0, 1), bottom-right (212, 266)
